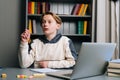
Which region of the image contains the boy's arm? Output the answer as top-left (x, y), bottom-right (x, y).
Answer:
top-left (18, 41), bottom-right (34, 68)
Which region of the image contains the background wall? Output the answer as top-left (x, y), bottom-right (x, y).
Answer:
top-left (96, 0), bottom-right (119, 58)
top-left (96, 0), bottom-right (106, 42)
top-left (0, 0), bottom-right (25, 67)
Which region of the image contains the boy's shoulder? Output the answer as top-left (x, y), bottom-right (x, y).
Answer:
top-left (61, 35), bottom-right (69, 39)
top-left (61, 35), bottom-right (71, 41)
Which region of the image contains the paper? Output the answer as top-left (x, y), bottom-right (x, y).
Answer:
top-left (110, 59), bottom-right (120, 63)
top-left (30, 68), bottom-right (59, 73)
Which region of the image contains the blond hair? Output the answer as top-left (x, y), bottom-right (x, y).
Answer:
top-left (40, 12), bottom-right (62, 25)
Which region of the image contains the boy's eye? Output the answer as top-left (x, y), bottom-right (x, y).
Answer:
top-left (48, 21), bottom-right (52, 24)
top-left (42, 20), bottom-right (46, 23)
top-left (42, 20), bottom-right (52, 24)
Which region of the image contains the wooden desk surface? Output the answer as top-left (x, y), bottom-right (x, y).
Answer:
top-left (0, 68), bottom-right (120, 80)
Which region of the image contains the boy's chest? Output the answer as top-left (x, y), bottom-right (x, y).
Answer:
top-left (35, 43), bottom-right (65, 60)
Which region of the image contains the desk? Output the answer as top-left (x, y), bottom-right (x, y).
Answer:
top-left (0, 68), bottom-right (120, 80)
top-left (0, 68), bottom-right (62, 80)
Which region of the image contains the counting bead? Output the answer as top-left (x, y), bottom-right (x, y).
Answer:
top-left (17, 75), bottom-right (27, 78)
top-left (28, 75), bottom-right (34, 79)
top-left (1, 73), bottom-right (7, 78)
top-left (24, 75), bottom-right (28, 78)
top-left (20, 75), bottom-right (25, 78)
top-left (16, 75), bottom-right (20, 78)
top-left (33, 73), bottom-right (46, 78)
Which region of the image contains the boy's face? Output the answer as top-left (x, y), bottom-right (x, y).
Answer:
top-left (41, 14), bottom-right (60, 36)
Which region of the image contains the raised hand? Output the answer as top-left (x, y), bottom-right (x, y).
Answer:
top-left (21, 29), bottom-right (31, 42)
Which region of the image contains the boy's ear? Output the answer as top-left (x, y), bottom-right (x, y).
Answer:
top-left (57, 24), bottom-right (61, 29)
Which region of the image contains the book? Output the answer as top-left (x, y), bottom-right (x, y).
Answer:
top-left (71, 4), bottom-right (81, 15)
top-left (32, 19), bottom-right (37, 34)
top-left (50, 2), bottom-right (58, 14)
top-left (108, 59), bottom-right (120, 68)
top-left (58, 3), bottom-right (64, 14)
top-left (31, 1), bottom-right (35, 14)
top-left (41, 2), bottom-right (46, 13)
top-left (69, 3), bottom-right (74, 15)
top-left (108, 63), bottom-right (120, 68)
top-left (78, 21), bottom-right (84, 34)
top-left (28, 1), bottom-right (32, 14)
top-left (108, 68), bottom-right (120, 73)
top-left (34, 2), bottom-right (38, 14)
top-left (77, 4), bottom-right (85, 16)
top-left (28, 19), bottom-right (33, 34)
top-left (108, 72), bottom-right (120, 77)
top-left (63, 3), bottom-right (69, 15)
top-left (63, 22), bottom-right (69, 34)
top-left (45, 2), bottom-right (50, 12)
top-left (37, 2), bottom-right (41, 14)
top-left (81, 4), bottom-right (88, 16)
top-left (69, 22), bottom-right (76, 34)
top-left (83, 21), bottom-right (88, 35)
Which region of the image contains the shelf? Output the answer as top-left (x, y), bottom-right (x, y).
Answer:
top-left (63, 34), bottom-right (90, 37)
top-left (28, 14), bottom-right (92, 21)
top-left (28, 0), bottom-right (92, 4)
top-left (31, 34), bottom-right (90, 37)
top-left (30, 34), bottom-right (91, 42)
top-left (26, 0), bottom-right (95, 43)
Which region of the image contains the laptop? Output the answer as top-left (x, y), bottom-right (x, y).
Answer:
top-left (47, 42), bottom-right (116, 80)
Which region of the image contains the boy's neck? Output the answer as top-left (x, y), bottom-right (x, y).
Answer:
top-left (46, 32), bottom-right (57, 41)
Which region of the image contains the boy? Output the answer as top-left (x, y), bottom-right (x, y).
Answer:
top-left (18, 12), bottom-right (77, 68)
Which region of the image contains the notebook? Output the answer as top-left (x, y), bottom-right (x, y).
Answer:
top-left (47, 42), bottom-right (116, 80)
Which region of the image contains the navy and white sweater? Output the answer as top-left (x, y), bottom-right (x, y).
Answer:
top-left (18, 34), bottom-right (77, 68)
